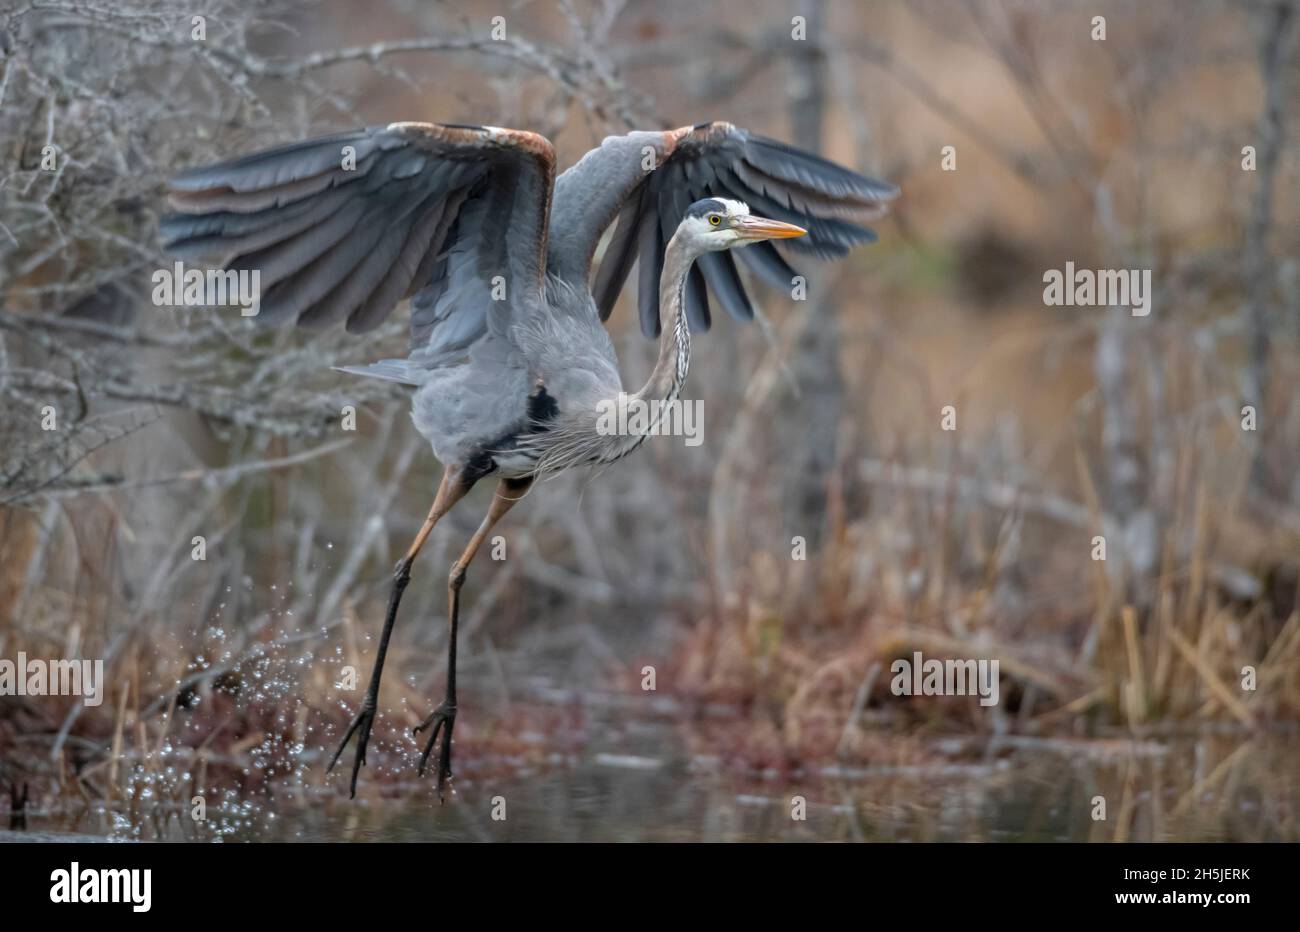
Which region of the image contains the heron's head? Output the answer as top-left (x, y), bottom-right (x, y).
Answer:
top-left (679, 198), bottom-right (806, 253)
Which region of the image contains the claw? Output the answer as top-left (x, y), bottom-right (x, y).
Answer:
top-left (414, 701), bottom-right (456, 801)
top-left (328, 703), bottom-right (376, 799)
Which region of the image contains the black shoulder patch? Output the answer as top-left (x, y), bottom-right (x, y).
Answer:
top-left (526, 383), bottom-right (560, 428)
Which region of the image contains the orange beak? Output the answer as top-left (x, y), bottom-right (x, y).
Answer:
top-left (737, 215), bottom-right (807, 240)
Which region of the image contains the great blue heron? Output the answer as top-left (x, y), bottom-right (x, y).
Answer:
top-left (163, 120), bottom-right (897, 798)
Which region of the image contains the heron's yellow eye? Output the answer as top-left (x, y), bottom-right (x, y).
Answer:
top-left (708, 214), bottom-right (721, 226)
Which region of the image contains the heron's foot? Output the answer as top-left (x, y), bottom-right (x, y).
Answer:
top-left (413, 699), bottom-right (457, 802)
top-left (327, 700), bottom-right (376, 799)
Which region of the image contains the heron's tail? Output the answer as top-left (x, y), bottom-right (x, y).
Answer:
top-left (332, 359), bottom-right (424, 386)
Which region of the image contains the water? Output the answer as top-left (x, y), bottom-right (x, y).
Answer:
top-left (262, 737), bottom-right (1291, 843)
top-left (16, 699), bottom-right (1296, 842)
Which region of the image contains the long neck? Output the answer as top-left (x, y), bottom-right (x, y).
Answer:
top-left (631, 232), bottom-right (694, 408)
top-left (529, 235), bottom-right (698, 475)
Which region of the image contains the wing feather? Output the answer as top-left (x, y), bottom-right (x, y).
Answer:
top-left (548, 121), bottom-right (897, 337)
top-left (162, 122), bottom-right (556, 357)
top-left (592, 186), bottom-right (650, 319)
top-left (636, 201), bottom-right (665, 338)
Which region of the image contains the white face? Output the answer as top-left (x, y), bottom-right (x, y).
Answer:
top-left (681, 198), bottom-right (807, 251)
top-left (683, 199), bottom-right (754, 251)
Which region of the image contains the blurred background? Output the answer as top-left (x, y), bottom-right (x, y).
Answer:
top-left (1, 0), bottom-right (1298, 841)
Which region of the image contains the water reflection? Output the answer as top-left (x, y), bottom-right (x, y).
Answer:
top-left (297, 740), bottom-right (1292, 843)
top-left (23, 721), bottom-right (1297, 842)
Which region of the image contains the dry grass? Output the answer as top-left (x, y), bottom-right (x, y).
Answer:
top-left (3, 0), bottom-right (1300, 839)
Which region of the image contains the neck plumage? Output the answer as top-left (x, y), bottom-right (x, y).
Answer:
top-left (630, 232), bottom-right (694, 411)
top-left (528, 234), bottom-right (697, 476)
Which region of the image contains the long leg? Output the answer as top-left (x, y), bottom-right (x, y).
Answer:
top-left (328, 464), bottom-right (473, 797)
top-left (415, 476), bottom-right (533, 800)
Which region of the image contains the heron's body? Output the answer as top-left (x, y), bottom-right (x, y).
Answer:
top-left (412, 280), bottom-right (620, 479)
top-left (164, 119), bottom-right (896, 797)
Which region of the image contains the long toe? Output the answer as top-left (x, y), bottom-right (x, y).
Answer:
top-left (435, 719), bottom-right (455, 802)
top-left (417, 716), bottom-right (446, 775)
top-left (327, 706), bottom-right (375, 798)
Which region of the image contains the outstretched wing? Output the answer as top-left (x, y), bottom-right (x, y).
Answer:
top-left (547, 122), bottom-right (897, 337)
top-left (162, 122), bottom-right (555, 363)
